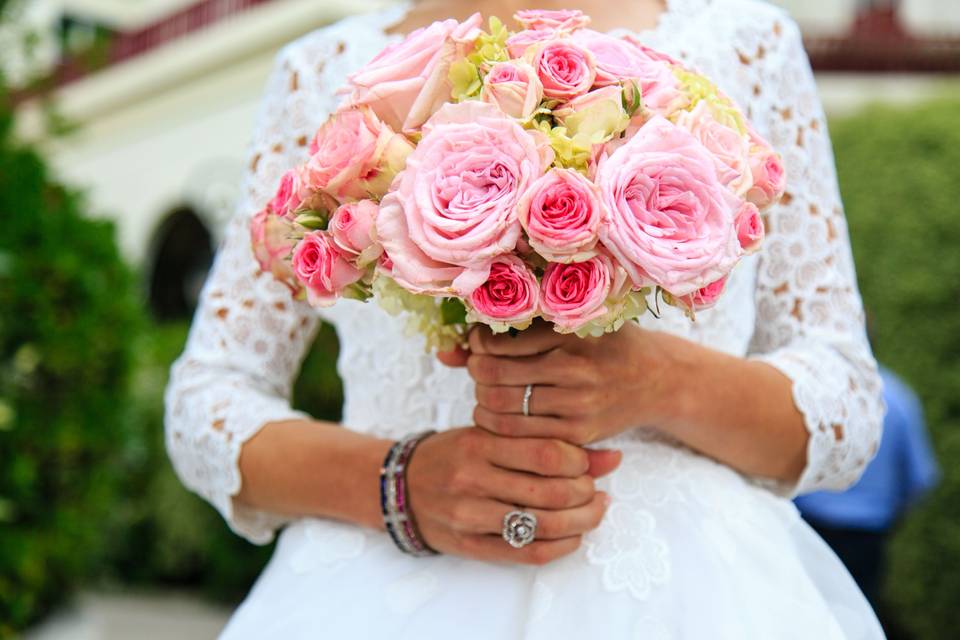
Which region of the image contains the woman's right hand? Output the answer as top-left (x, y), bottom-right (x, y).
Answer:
top-left (404, 427), bottom-right (621, 566)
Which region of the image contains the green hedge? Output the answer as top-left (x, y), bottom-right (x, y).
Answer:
top-left (831, 94), bottom-right (960, 639)
top-left (0, 92), bottom-right (144, 634)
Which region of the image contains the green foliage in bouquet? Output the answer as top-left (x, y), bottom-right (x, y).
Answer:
top-left (831, 93), bottom-right (960, 640)
top-left (0, 88), bottom-right (144, 634)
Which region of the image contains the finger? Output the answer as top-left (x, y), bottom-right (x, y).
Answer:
top-left (475, 383), bottom-right (596, 418)
top-left (459, 533), bottom-right (582, 566)
top-left (483, 434), bottom-right (590, 477)
top-left (467, 352), bottom-right (587, 387)
top-left (586, 449), bottom-right (623, 478)
top-left (468, 493), bottom-right (611, 540)
top-left (436, 345), bottom-right (470, 368)
top-left (475, 405), bottom-right (599, 446)
top-left (469, 322), bottom-right (572, 357)
top-left (485, 467), bottom-right (596, 509)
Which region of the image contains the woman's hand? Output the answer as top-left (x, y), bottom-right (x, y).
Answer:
top-left (464, 321), bottom-right (687, 446)
top-left (405, 426), bottom-right (621, 565)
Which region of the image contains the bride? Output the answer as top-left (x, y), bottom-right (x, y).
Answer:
top-left (165, 0), bottom-right (887, 637)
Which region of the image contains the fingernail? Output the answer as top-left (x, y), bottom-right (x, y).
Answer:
top-left (603, 494), bottom-right (613, 508)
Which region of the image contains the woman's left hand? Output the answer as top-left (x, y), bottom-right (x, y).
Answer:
top-left (460, 320), bottom-right (688, 446)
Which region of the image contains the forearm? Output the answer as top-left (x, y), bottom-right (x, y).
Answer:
top-left (236, 419), bottom-right (393, 531)
top-left (653, 332), bottom-right (808, 483)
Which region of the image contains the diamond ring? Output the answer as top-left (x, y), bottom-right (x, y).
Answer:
top-left (502, 510), bottom-right (537, 548)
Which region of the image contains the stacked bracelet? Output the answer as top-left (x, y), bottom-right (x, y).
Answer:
top-left (379, 430), bottom-right (438, 557)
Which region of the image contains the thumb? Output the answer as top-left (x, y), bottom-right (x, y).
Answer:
top-left (586, 448), bottom-right (623, 478)
top-left (436, 345), bottom-right (470, 368)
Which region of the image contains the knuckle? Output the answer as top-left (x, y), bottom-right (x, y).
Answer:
top-left (447, 467), bottom-right (474, 495)
top-left (490, 412), bottom-right (515, 436)
top-left (576, 476), bottom-right (597, 501)
top-left (534, 441), bottom-right (563, 473)
top-left (544, 481), bottom-right (571, 507)
top-left (448, 502), bottom-right (474, 531)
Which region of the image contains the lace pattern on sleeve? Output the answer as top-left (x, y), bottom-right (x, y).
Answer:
top-left (162, 22), bottom-right (381, 542)
top-left (736, 11), bottom-right (884, 496)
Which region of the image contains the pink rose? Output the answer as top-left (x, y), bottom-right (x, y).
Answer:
top-left (572, 30), bottom-right (686, 114)
top-left (735, 201), bottom-right (764, 254)
top-left (596, 116), bottom-right (741, 295)
top-left (513, 9), bottom-right (590, 32)
top-left (250, 207), bottom-right (298, 292)
top-left (745, 127), bottom-right (786, 208)
top-left (506, 28), bottom-right (556, 59)
top-left (269, 169), bottom-right (303, 219)
top-left (518, 168), bottom-right (602, 263)
top-left (467, 254), bottom-right (540, 328)
top-left (329, 200), bottom-right (381, 265)
top-left (674, 101), bottom-right (752, 196)
top-left (342, 14), bottom-right (483, 133)
top-left (672, 276), bottom-right (728, 312)
top-left (481, 60), bottom-right (544, 120)
top-left (530, 40), bottom-right (596, 101)
top-left (376, 102), bottom-right (551, 295)
top-left (291, 231), bottom-right (363, 307)
top-left (303, 108), bottom-right (414, 201)
top-left (540, 254), bottom-right (616, 332)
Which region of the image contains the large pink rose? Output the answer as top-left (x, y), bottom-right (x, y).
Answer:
top-left (513, 9), bottom-right (590, 32)
top-left (540, 254), bottom-right (616, 332)
top-left (518, 168), bottom-right (602, 263)
top-left (341, 14), bottom-right (483, 133)
top-left (672, 276), bottom-right (728, 312)
top-left (506, 28), bottom-right (556, 59)
top-left (291, 231), bottom-right (363, 307)
top-left (481, 60), bottom-right (544, 120)
top-left (467, 254), bottom-right (540, 328)
top-left (329, 200), bottom-right (381, 265)
top-left (745, 127), bottom-right (787, 209)
top-left (572, 30), bottom-right (686, 114)
top-left (674, 101), bottom-right (752, 196)
top-left (530, 40), bottom-right (596, 101)
top-left (735, 201), bottom-right (764, 254)
top-left (250, 207), bottom-right (298, 292)
top-left (596, 115), bottom-right (741, 296)
top-left (269, 169), bottom-right (303, 219)
top-left (376, 102), bottom-right (552, 295)
top-left (303, 108), bottom-right (414, 201)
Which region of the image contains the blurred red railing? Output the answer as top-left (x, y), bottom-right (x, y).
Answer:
top-left (805, 7), bottom-right (960, 73)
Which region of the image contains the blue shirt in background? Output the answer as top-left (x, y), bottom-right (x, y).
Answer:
top-left (795, 367), bottom-right (940, 531)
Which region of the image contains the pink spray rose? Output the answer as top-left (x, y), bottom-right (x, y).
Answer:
top-left (530, 40), bottom-right (597, 101)
top-left (674, 101), bottom-right (752, 196)
top-left (269, 169), bottom-right (303, 219)
top-left (341, 14), bottom-right (483, 133)
top-left (481, 60), bottom-right (544, 120)
top-left (291, 231), bottom-right (363, 307)
top-left (672, 276), bottom-right (728, 312)
top-left (250, 207), bottom-right (299, 292)
top-left (302, 108), bottom-right (414, 201)
top-left (596, 115), bottom-right (741, 296)
top-left (745, 126), bottom-right (786, 208)
top-left (376, 101), bottom-right (551, 295)
top-left (734, 201), bottom-right (764, 254)
top-left (513, 9), bottom-right (591, 32)
top-left (506, 28), bottom-right (556, 59)
top-left (518, 168), bottom-right (603, 263)
top-left (540, 254), bottom-right (617, 332)
top-left (467, 254), bottom-right (540, 328)
top-left (572, 30), bottom-right (686, 114)
top-left (329, 200), bottom-right (381, 265)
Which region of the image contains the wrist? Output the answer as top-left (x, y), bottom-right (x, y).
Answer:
top-left (636, 330), bottom-right (699, 437)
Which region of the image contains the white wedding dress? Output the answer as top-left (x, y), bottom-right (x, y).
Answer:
top-left (164, 1), bottom-right (887, 637)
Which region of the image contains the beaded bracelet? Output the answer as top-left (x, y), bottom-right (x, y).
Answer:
top-left (379, 430), bottom-right (438, 557)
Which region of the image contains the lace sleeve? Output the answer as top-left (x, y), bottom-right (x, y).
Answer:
top-left (164, 38), bottom-right (341, 544)
top-left (743, 13), bottom-right (884, 496)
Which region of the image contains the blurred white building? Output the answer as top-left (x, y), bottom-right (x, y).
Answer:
top-left (7, 0), bottom-right (960, 320)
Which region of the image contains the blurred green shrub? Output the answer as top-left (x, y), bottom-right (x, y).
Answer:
top-left (102, 320), bottom-right (343, 603)
top-left (831, 94), bottom-right (960, 640)
top-left (0, 92), bottom-right (144, 634)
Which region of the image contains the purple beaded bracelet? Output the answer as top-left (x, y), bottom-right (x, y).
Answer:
top-left (379, 430), bottom-right (438, 557)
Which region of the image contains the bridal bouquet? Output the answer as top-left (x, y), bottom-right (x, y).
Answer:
top-left (251, 9), bottom-right (785, 350)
